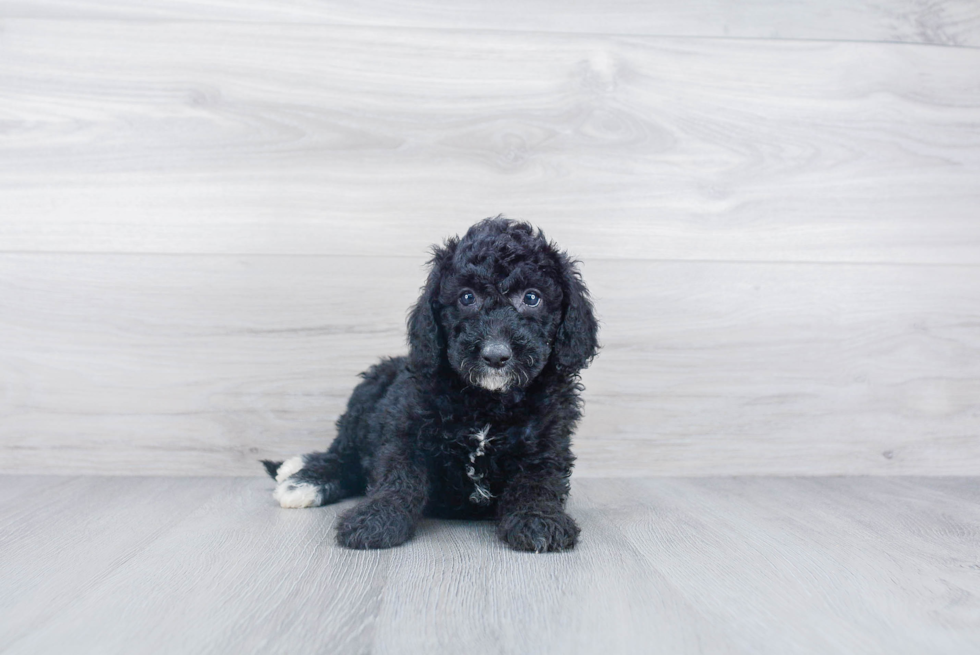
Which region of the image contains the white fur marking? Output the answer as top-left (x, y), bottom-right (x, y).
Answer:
top-left (469, 424), bottom-right (492, 463)
top-left (477, 370), bottom-right (511, 392)
top-left (275, 455), bottom-right (305, 483)
top-left (467, 424), bottom-right (495, 504)
top-left (273, 481), bottom-right (323, 508)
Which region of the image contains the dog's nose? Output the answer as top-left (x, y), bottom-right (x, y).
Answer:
top-left (481, 342), bottom-right (512, 369)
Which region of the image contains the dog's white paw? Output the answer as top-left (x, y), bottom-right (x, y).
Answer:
top-left (271, 455), bottom-right (323, 508)
top-left (275, 455), bottom-right (305, 483)
top-left (273, 480), bottom-right (323, 509)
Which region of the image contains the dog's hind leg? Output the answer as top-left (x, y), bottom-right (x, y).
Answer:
top-left (263, 357), bottom-right (401, 509)
top-left (263, 448), bottom-right (365, 509)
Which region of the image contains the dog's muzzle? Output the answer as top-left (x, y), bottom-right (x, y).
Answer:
top-left (474, 341), bottom-right (515, 391)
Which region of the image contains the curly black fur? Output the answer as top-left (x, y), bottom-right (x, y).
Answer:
top-left (263, 217), bottom-right (599, 552)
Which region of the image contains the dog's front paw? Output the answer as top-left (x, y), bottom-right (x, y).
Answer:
top-left (497, 510), bottom-right (580, 553)
top-left (336, 498), bottom-right (417, 550)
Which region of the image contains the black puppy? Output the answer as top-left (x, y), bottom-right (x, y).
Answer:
top-left (262, 217), bottom-right (598, 552)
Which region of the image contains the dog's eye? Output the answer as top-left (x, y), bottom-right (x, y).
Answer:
top-left (522, 290), bottom-right (541, 307)
top-left (459, 291), bottom-right (477, 307)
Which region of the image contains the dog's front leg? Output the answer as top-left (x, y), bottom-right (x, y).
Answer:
top-left (496, 467), bottom-right (580, 553)
top-left (335, 446), bottom-right (428, 550)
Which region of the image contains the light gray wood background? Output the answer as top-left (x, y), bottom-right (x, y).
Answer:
top-left (1, 1), bottom-right (979, 476)
top-left (3, 475), bottom-right (979, 654)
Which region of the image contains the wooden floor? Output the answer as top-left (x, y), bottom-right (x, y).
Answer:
top-left (2, 475), bottom-right (978, 654)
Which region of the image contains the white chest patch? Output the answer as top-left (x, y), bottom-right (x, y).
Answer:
top-left (465, 424), bottom-right (494, 505)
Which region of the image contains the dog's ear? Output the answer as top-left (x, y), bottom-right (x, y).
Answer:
top-left (407, 239), bottom-right (456, 377)
top-left (552, 251), bottom-right (599, 375)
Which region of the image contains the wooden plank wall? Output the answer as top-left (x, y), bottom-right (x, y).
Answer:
top-left (1, 1), bottom-right (978, 476)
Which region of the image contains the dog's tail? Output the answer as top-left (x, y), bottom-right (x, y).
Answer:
top-left (261, 460), bottom-right (282, 480)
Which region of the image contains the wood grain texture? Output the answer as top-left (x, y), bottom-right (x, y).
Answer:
top-left (2, 254), bottom-right (978, 476)
top-left (1, 20), bottom-right (979, 263)
top-left (1, 475), bottom-right (978, 654)
top-left (0, 476), bottom-right (243, 650)
top-left (2, 0), bottom-right (980, 46)
top-left (1, 7), bottom-right (979, 478)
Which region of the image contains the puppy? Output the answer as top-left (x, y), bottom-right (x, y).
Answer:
top-left (263, 217), bottom-right (598, 552)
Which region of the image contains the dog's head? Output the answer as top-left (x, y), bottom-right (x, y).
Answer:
top-left (408, 217), bottom-right (598, 392)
